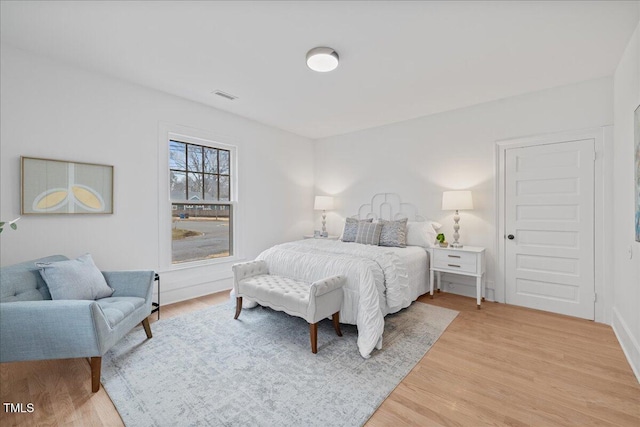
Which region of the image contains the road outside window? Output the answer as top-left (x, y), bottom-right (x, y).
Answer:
top-left (169, 140), bottom-right (233, 263)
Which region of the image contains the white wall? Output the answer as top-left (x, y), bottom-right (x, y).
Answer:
top-left (0, 46), bottom-right (315, 304)
top-left (612, 22), bottom-right (640, 381)
top-left (314, 77), bottom-right (613, 302)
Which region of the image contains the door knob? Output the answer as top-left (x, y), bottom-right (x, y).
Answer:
top-left (507, 234), bottom-right (515, 240)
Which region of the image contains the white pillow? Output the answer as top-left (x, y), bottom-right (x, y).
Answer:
top-left (406, 221), bottom-right (441, 248)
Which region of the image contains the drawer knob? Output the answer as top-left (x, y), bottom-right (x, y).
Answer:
top-left (448, 255), bottom-right (461, 258)
top-left (507, 234), bottom-right (515, 240)
top-left (448, 264), bottom-right (461, 268)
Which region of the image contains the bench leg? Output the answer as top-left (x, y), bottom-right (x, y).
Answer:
top-left (141, 317), bottom-right (152, 339)
top-left (234, 297), bottom-right (243, 319)
top-left (310, 322), bottom-right (318, 354)
top-left (332, 311), bottom-right (342, 337)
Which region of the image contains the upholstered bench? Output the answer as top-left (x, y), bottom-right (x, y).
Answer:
top-left (232, 260), bottom-right (345, 353)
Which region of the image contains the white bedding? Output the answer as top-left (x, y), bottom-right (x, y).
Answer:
top-left (380, 245), bottom-right (430, 313)
top-left (255, 239), bottom-right (430, 358)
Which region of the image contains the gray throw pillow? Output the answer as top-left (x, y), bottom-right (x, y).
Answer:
top-left (355, 222), bottom-right (383, 246)
top-left (378, 218), bottom-right (408, 248)
top-left (36, 254), bottom-right (114, 300)
top-left (341, 217), bottom-right (373, 242)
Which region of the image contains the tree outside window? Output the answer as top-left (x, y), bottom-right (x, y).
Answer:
top-left (169, 140), bottom-right (233, 263)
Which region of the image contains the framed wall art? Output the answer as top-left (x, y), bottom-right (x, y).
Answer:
top-left (635, 104), bottom-right (640, 242)
top-left (21, 157), bottom-right (113, 215)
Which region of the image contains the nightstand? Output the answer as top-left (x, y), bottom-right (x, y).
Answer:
top-left (429, 246), bottom-right (486, 309)
top-left (303, 235), bottom-right (339, 240)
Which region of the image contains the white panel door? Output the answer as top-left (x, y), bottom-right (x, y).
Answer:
top-left (505, 139), bottom-right (595, 319)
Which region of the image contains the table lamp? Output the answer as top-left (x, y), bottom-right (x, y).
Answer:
top-left (314, 196), bottom-right (334, 237)
top-left (442, 190), bottom-right (473, 248)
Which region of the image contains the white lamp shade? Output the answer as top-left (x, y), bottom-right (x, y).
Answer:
top-left (442, 191), bottom-right (473, 211)
top-left (314, 196), bottom-right (334, 210)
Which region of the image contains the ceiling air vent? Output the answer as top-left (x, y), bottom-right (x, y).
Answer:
top-left (212, 90), bottom-right (238, 101)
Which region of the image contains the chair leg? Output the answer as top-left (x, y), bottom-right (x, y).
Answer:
top-left (332, 311), bottom-right (342, 337)
top-left (91, 356), bottom-right (101, 393)
top-left (141, 317), bottom-right (152, 339)
top-left (310, 323), bottom-right (318, 354)
top-left (234, 297), bottom-right (243, 319)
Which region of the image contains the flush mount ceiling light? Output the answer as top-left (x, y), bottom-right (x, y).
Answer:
top-left (306, 47), bottom-right (339, 72)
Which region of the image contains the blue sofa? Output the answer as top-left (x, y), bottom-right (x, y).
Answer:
top-left (0, 255), bottom-right (155, 392)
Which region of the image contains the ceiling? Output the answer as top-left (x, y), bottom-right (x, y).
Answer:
top-left (1, 1), bottom-right (638, 139)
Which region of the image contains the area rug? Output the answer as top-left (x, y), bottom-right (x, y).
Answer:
top-left (102, 301), bottom-right (458, 427)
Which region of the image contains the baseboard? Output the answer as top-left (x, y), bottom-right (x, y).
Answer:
top-left (439, 277), bottom-right (495, 302)
top-left (611, 307), bottom-right (640, 383)
top-left (161, 280), bottom-right (233, 305)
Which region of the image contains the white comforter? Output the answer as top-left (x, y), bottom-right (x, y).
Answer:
top-left (256, 239), bottom-right (422, 358)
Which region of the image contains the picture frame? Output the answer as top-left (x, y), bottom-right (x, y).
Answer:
top-left (21, 156), bottom-right (114, 215)
top-left (635, 105), bottom-right (640, 242)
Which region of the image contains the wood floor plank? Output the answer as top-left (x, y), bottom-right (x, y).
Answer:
top-left (1, 291), bottom-right (638, 426)
top-left (421, 351), bottom-right (638, 426)
top-left (368, 293), bottom-right (640, 426)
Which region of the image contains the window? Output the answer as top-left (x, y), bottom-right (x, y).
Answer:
top-left (169, 139), bottom-right (233, 264)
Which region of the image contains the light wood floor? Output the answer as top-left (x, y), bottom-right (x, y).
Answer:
top-left (1, 292), bottom-right (639, 426)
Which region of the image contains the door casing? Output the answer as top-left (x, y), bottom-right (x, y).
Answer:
top-left (495, 127), bottom-right (613, 324)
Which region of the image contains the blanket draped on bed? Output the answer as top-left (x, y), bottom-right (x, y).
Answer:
top-left (256, 239), bottom-right (411, 358)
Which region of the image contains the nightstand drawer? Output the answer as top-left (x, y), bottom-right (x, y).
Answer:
top-left (430, 245), bottom-right (486, 309)
top-left (433, 250), bottom-right (477, 273)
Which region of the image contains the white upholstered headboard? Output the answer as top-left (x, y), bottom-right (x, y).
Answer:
top-left (355, 193), bottom-right (425, 221)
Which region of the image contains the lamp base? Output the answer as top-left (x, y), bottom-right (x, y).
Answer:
top-left (451, 209), bottom-right (463, 248)
top-left (321, 210), bottom-right (327, 237)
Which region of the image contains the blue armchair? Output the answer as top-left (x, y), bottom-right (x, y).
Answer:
top-left (0, 255), bottom-right (155, 392)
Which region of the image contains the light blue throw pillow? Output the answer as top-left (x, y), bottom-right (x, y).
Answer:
top-left (355, 222), bottom-right (383, 246)
top-left (36, 254), bottom-right (114, 300)
top-left (341, 218), bottom-right (374, 242)
top-left (378, 218), bottom-right (408, 248)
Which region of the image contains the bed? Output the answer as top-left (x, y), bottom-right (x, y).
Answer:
top-left (255, 193), bottom-right (440, 358)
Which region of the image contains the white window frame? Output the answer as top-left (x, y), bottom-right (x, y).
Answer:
top-left (158, 123), bottom-right (240, 271)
